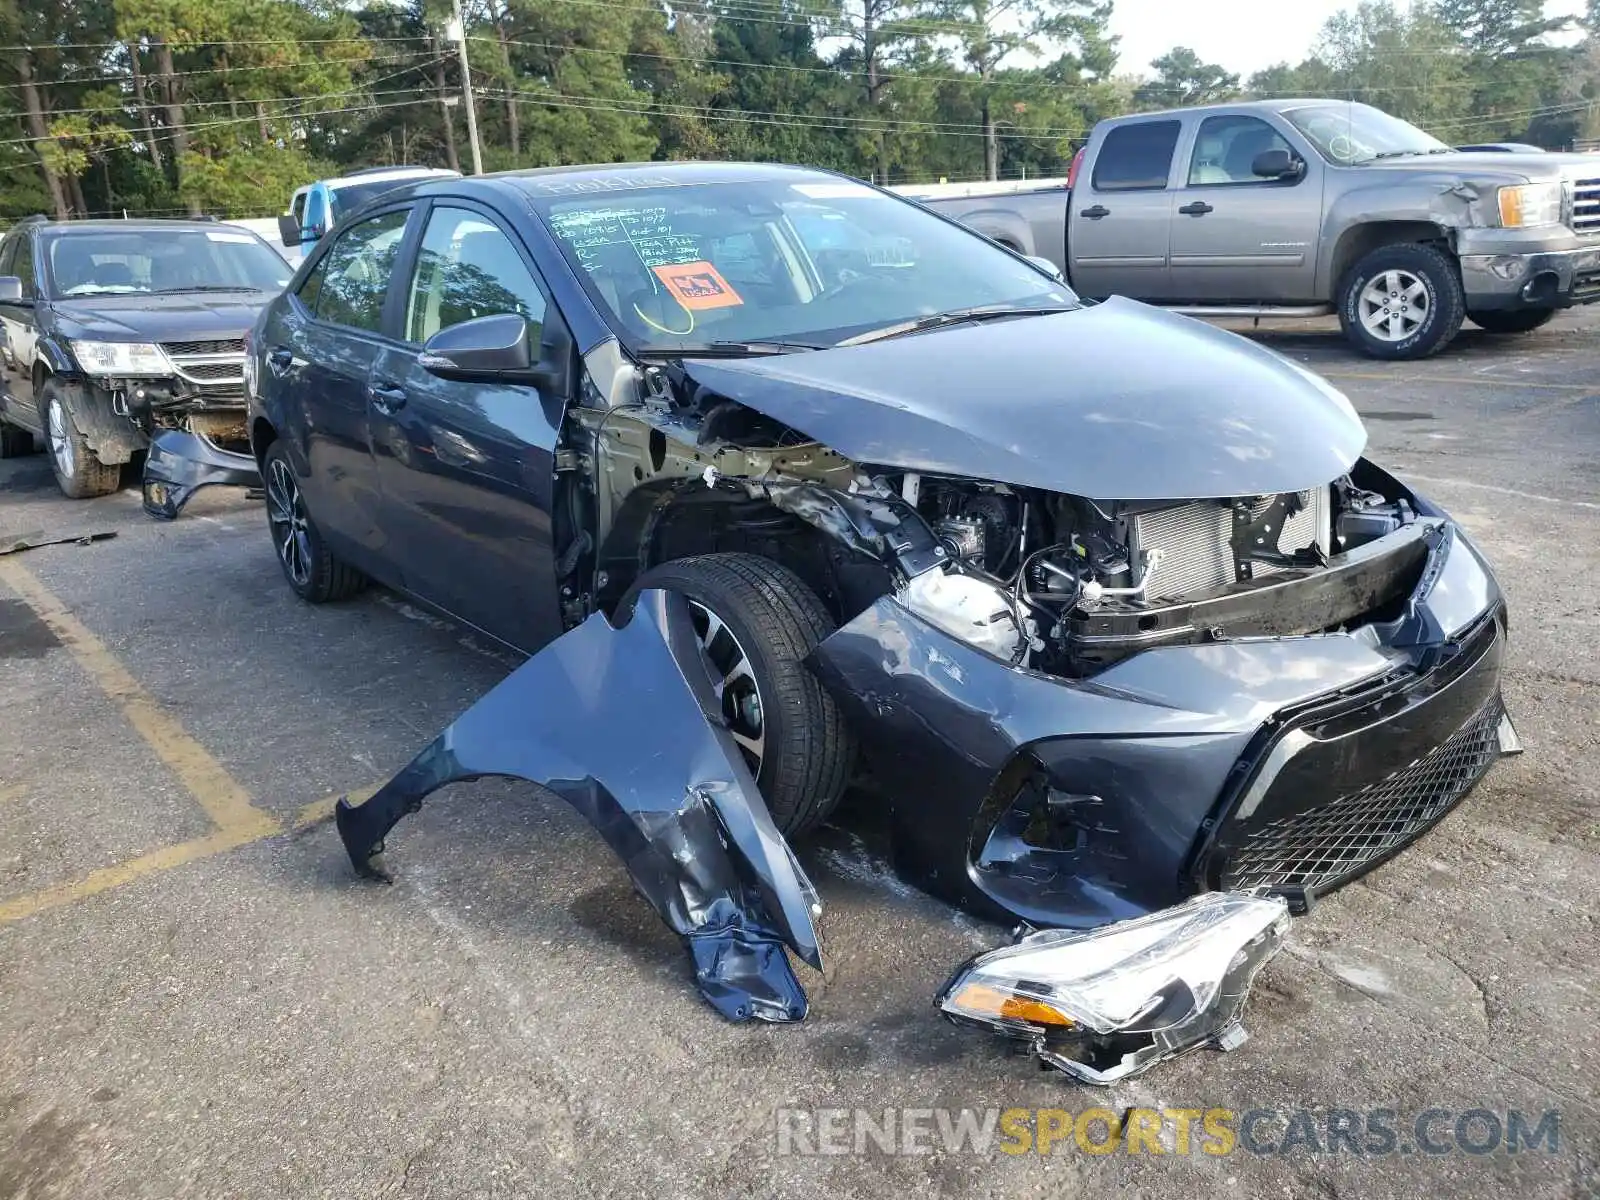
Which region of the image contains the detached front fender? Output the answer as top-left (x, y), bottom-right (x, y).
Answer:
top-left (333, 588), bottom-right (823, 1023)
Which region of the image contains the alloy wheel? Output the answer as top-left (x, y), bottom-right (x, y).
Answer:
top-left (688, 599), bottom-right (766, 776)
top-left (47, 398), bottom-right (74, 478)
top-left (1358, 269), bottom-right (1430, 343)
top-left (265, 458), bottom-right (312, 588)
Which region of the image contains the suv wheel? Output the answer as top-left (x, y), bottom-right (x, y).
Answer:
top-left (1468, 307), bottom-right (1557, 335)
top-left (41, 380), bottom-right (121, 498)
top-left (1337, 243), bottom-right (1465, 361)
top-left (628, 553), bottom-right (854, 837)
top-left (262, 441), bottom-right (367, 603)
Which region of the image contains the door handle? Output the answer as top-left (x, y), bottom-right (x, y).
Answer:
top-left (368, 382), bottom-right (408, 415)
top-left (1080, 204), bottom-right (1110, 220)
top-left (267, 347), bottom-right (294, 373)
top-left (1178, 201), bottom-right (1214, 216)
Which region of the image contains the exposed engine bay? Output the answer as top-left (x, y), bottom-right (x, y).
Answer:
top-left (562, 351), bottom-right (1428, 680)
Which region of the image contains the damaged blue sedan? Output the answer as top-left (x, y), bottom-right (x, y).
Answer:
top-left (243, 162), bottom-right (1518, 1083)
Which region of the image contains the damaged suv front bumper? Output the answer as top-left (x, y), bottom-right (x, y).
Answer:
top-left (142, 428), bottom-right (261, 519)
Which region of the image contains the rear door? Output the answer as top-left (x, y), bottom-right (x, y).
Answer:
top-left (1069, 119), bottom-right (1182, 300)
top-left (368, 200), bottom-right (569, 652)
top-left (264, 205), bottom-right (414, 574)
top-left (1167, 113), bottom-right (1324, 303)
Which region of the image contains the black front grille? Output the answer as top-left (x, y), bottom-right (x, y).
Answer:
top-left (1219, 697), bottom-right (1503, 893)
top-left (175, 360), bottom-right (241, 381)
top-left (162, 338), bottom-right (245, 356)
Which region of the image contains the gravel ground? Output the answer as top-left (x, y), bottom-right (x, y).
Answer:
top-left (1, 309), bottom-right (1596, 1199)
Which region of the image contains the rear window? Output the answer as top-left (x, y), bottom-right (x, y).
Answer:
top-left (1092, 121), bottom-right (1181, 191)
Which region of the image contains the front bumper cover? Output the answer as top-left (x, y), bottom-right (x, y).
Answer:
top-left (1459, 244), bottom-right (1600, 309)
top-left (142, 429), bottom-right (261, 520)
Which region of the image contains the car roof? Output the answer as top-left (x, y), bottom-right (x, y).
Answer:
top-left (1109, 98), bottom-right (1378, 122)
top-left (31, 219), bottom-right (257, 236)
top-left (325, 166), bottom-right (460, 190)
top-left (355, 161), bottom-right (854, 210)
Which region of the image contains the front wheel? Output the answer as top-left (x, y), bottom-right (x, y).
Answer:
top-left (1337, 243), bottom-right (1465, 361)
top-left (628, 553), bottom-right (854, 837)
top-left (1468, 307), bottom-right (1557, 334)
top-left (40, 379), bottom-right (121, 498)
top-left (261, 441), bottom-right (367, 603)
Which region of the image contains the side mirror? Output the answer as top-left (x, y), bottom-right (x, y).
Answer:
top-left (419, 312), bottom-right (572, 395)
top-left (0, 276), bottom-right (23, 303)
top-left (1025, 254), bottom-right (1065, 281)
top-left (277, 214), bottom-right (303, 248)
top-left (1252, 149), bottom-right (1303, 180)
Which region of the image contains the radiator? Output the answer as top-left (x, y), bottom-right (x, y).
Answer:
top-left (1130, 490), bottom-right (1331, 600)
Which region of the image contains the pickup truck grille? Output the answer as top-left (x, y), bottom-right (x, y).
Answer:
top-left (1572, 177), bottom-right (1600, 236)
top-left (1130, 491), bottom-right (1330, 600)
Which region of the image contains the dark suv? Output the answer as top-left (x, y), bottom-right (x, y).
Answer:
top-left (0, 217), bottom-right (292, 498)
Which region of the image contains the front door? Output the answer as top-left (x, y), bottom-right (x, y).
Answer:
top-left (1069, 118), bottom-right (1182, 301)
top-left (369, 202), bottom-right (568, 652)
top-left (0, 233), bottom-right (41, 430)
top-left (1167, 114), bottom-right (1324, 303)
top-left (269, 206), bottom-right (412, 569)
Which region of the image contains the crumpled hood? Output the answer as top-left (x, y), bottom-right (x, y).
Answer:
top-left (53, 292), bottom-right (270, 342)
top-left (681, 297), bottom-right (1367, 501)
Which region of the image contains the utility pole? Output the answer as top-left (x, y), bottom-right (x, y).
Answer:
top-left (448, 0), bottom-right (484, 175)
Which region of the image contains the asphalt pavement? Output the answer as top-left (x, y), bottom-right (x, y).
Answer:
top-left (1, 311), bottom-right (1596, 1199)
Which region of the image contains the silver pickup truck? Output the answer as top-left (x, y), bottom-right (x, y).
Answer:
top-left (906, 99), bottom-right (1600, 359)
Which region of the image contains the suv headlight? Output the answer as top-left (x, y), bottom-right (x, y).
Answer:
top-left (70, 340), bottom-right (170, 376)
top-left (1497, 182), bottom-right (1563, 228)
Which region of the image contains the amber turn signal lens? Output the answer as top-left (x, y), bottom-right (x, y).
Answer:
top-left (948, 982), bottom-right (1076, 1027)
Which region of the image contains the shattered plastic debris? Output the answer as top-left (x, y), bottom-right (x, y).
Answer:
top-left (333, 587), bottom-right (823, 1023)
top-left (0, 530), bottom-right (117, 556)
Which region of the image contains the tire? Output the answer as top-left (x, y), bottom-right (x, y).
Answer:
top-left (40, 379), bottom-right (121, 498)
top-left (261, 440), bottom-right (367, 603)
top-left (0, 420), bottom-right (36, 458)
top-left (1337, 242), bottom-right (1465, 361)
top-left (1468, 307), bottom-right (1557, 335)
top-left (630, 552), bottom-right (854, 837)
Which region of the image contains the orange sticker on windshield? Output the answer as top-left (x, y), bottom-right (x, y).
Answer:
top-left (652, 261), bottom-right (744, 310)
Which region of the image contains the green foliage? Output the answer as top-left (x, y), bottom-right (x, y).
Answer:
top-left (0, 0), bottom-right (1597, 220)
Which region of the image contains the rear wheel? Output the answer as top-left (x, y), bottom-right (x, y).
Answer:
top-left (1337, 243), bottom-right (1465, 360)
top-left (41, 379), bottom-right (121, 498)
top-left (262, 440), bottom-right (367, 603)
top-left (629, 552), bottom-right (854, 837)
top-left (1468, 307), bottom-right (1557, 334)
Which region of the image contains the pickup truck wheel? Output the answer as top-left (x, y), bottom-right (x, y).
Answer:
top-left (41, 380), bottom-right (121, 498)
top-left (1468, 307), bottom-right (1557, 334)
top-left (1338, 243), bottom-right (1465, 360)
top-left (0, 421), bottom-right (37, 458)
top-left (262, 441), bottom-right (367, 603)
top-left (627, 552), bottom-right (855, 838)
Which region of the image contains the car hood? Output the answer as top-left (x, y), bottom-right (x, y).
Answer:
top-left (52, 292), bottom-right (271, 342)
top-left (681, 297), bottom-right (1367, 501)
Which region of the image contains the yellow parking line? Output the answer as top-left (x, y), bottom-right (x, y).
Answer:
top-left (293, 784), bottom-right (381, 832)
top-left (0, 559), bottom-right (278, 841)
top-left (1322, 371), bottom-right (1594, 392)
top-left (0, 827), bottom-right (266, 924)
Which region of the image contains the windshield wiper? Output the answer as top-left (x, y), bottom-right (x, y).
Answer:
top-left (151, 285), bottom-right (262, 294)
top-left (839, 304), bottom-right (1075, 347)
top-left (1369, 150), bottom-right (1435, 161)
top-left (653, 339), bottom-right (832, 358)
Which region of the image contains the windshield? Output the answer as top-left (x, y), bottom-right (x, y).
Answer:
top-left (1281, 103), bottom-right (1450, 165)
top-left (530, 177), bottom-right (1075, 354)
top-left (46, 229), bottom-right (292, 297)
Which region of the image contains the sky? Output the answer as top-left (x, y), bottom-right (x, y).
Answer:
top-left (1107, 0), bottom-right (1589, 80)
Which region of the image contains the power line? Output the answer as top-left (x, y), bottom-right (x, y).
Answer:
top-left (0, 35), bottom-right (431, 54)
top-left (0, 50), bottom-right (423, 94)
top-left (0, 96), bottom-right (435, 150)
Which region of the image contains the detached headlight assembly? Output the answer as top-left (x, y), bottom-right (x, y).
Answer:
top-left (937, 892), bottom-right (1291, 1084)
top-left (898, 567), bottom-right (1026, 662)
top-left (1497, 182), bottom-right (1563, 228)
top-left (70, 340), bottom-right (170, 376)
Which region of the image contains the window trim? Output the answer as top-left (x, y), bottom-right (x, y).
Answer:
top-left (1183, 114), bottom-right (1307, 191)
top-left (289, 202), bottom-right (419, 342)
top-left (1090, 119), bottom-right (1184, 193)
top-left (392, 197), bottom-right (553, 348)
